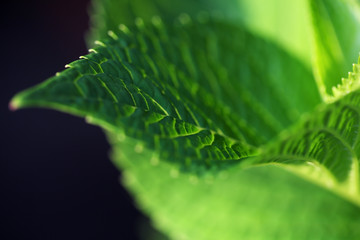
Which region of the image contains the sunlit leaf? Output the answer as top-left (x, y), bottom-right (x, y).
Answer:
top-left (311, 0), bottom-right (360, 100)
top-left (12, 18), bottom-right (320, 171)
top-left (10, 0), bottom-right (360, 238)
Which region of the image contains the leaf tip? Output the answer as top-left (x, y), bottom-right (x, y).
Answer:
top-left (8, 97), bottom-right (20, 111)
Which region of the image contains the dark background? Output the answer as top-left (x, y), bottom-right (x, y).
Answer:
top-left (1, 1), bottom-right (144, 239)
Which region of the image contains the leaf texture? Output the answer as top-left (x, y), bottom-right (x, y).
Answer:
top-left (10, 1), bottom-right (360, 238)
top-left (257, 67), bottom-right (360, 203)
top-left (110, 132), bottom-right (360, 240)
top-left (11, 18), bottom-right (320, 171)
top-left (87, 0), bottom-right (243, 46)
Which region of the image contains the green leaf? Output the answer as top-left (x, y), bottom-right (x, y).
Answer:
top-left (258, 72), bottom-right (360, 204)
top-left (107, 61), bottom-right (360, 239)
top-left (311, 0), bottom-right (360, 100)
top-left (88, 0), bottom-right (315, 71)
top-left (109, 132), bottom-right (360, 240)
top-left (237, 0), bottom-right (314, 68)
top-left (87, 0), bottom-right (243, 46)
top-left (10, 0), bottom-right (360, 238)
top-left (11, 18), bottom-right (320, 171)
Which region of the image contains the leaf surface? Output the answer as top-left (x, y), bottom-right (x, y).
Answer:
top-left (238, 0), bottom-right (313, 68)
top-left (10, 2), bottom-right (360, 238)
top-left (311, 0), bottom-right (360, 100)
top-left (87, 0), bottom-right (243, 45)
top-left (88, 0), bottom-right (315, 70)
top-left (258, 71), bottom-right (360, 204)
top-left (11, 18), bottom-right (320, 171)
top-left (110, 132), bottom-right (360, 240)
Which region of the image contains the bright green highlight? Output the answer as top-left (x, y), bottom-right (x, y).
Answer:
top-left (311, 0), bottom-right (360, 100)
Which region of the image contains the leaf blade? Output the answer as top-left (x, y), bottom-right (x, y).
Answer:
top-left (311, 0), bottom-right (360, 100)
top-left (256, 61), bottom-right (360, 203)
top-left (87, 0), bottom-right (243, 45)
top-left (110, 132), bottom-right (360, 240)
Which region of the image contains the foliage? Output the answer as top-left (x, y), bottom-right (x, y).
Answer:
top-left (10, 0), bottom-right (360, 239)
